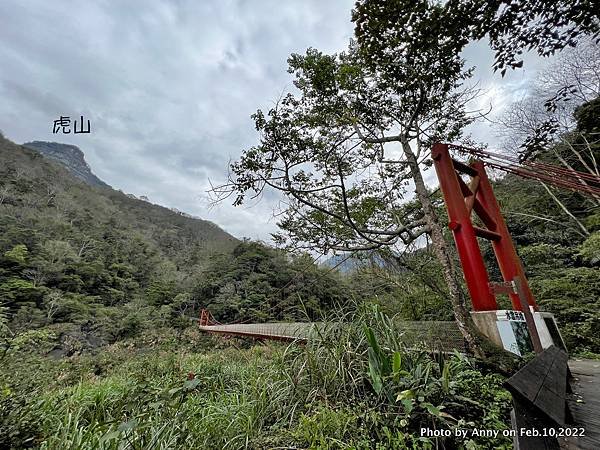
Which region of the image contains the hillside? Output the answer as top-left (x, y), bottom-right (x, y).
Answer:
top-left (0, 135), bottom-right (240, 343)
top-left (1, 136), bottom-right (238, 258)
top-left (0, 135), bottom-right (350, 351)
top-left (322, 251), bottom-right (390, 273)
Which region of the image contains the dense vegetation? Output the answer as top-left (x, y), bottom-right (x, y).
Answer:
top-left (1, 0), bottom-right (598, 447)
top-left (1, 96), bottom-right (599, 447)
top-left (1, 125), bottom-right (596, 447)
top-left (1, 307), bottom-right (513, 449)
top-left (0, 137), bottom-right (349, 356)
top-left (490, 99), bottom-right (600, 355)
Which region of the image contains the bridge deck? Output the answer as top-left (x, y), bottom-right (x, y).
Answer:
top-left (562, 359), bottom-right (600, 449)
top-left (198, 322), bottom-right (316, 342)
top-left (198, 320), bottom-right (467, 352)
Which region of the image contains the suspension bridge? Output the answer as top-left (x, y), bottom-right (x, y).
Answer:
top-left (197, 309), bottom-right (467, 351)
top-left (196, 143), bottom-right (600, 448)
top-left (197, 142), bottom-right (600, 348)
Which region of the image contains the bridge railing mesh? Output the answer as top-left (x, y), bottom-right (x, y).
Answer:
top-left (199, 320), bottom-right (466, 352)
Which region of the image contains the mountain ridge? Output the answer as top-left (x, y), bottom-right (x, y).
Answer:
top-left (22, 141), bottom-right (110, 189)
top-left (1, 136), bottom-right (239, 256)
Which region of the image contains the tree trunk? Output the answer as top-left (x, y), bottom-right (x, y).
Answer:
top-left (401, 139), bottom-right (486, 358)
top-left (540, 181), bottom-right (590, 236)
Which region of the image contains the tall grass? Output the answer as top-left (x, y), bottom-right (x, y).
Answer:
top-left (1, 308), bottom-right (512, 449)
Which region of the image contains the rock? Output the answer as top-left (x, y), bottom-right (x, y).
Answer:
top-left (22, 141), bottom-right (110, 188)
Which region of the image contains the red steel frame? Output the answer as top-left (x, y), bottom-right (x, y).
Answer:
top-left (432, 143), bottom-right (538, 312)
top-left (198, 309), bottom-right (214, 326)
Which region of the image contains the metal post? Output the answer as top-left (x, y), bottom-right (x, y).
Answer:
top-left (512, 278), bottom-right (543, 353)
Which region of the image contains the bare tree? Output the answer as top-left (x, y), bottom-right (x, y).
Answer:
top-left (44, 291), bottom-right (63, 322)
top-left (497, 39), bottom-right (600, 150)
top-left (0, 185), bottom-right (12, 205)
top-left (495, 39), bottom-right (600, 234)
top-left (77, 237), bottom-right (96, 258)
top-left (537, 39), bottom-right (600, 104)
top-left (23, 268), bottom-right (47, 288)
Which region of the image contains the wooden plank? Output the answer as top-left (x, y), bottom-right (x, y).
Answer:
top-left (508, 356), bottom-right (600, 449)
top-left (507, 347), bottom-right (558, 400)
top-left (512, 397), bottom-right (560, 449)
top-left (561, 359), bottom-right (600, 449)
top-left (532, 351), bottom-right (567, 425)
top-left (506, 346), bottom-right (569, 427)
top-left (539, 354), bottom-right (568, 398)
top-left (534, 385), bottom-right (565, 425)
top-left (512, 365), bottom-right (548, 401)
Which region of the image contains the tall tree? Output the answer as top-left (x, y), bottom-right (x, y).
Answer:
top-left (353, 0), bottom-right (599, 76)
top-left (216, 3), bottom-right (490, 354)
top-left (218, 0), bottom-right (598, 357)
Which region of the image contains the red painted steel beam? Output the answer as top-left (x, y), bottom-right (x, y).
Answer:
top-left (473, 226), bottom-right (502, 242)
top-left (452, 159), bottom-right (478, 177)
top-left (456, 173), bottom-right (498, 230)
top-left (471, 160), bottom-right (538, 311)
top-left (432, 143), bottom-right (498, 311)
top-left (464, 176), bottom-right (480, 213)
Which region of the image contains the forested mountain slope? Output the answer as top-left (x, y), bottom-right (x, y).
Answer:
top-left (1, 136), bottom-right (238, 259)
top-left (0, 135), bottom-right (349, 351)
top-left (0, 135), bottom-right (238, 342)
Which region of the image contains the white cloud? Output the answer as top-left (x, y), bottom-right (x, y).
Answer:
top-left (0, 0), bottom-right (354, 240)
top-left (0, 1), bottom-right (555, 242)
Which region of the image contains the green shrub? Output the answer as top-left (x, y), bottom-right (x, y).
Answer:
top-left (0, 308), bottom-right (513, 449)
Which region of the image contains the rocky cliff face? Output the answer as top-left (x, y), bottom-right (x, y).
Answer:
top-left (22, 141), bottom-right (110, 188)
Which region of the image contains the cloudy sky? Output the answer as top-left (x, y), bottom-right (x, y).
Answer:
top-left (0, 0), bottom-right (550, 241)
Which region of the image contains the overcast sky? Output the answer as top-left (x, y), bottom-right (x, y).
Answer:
top-left (0, 0), bottom-right (550, 242)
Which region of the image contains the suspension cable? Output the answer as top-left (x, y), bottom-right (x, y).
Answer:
top-left (449, 145), bottom-right (600, 197)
